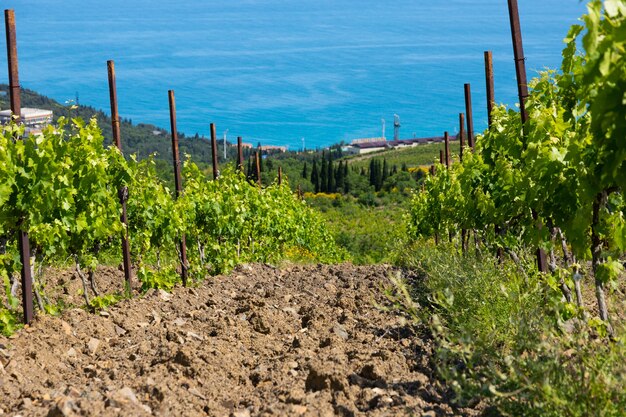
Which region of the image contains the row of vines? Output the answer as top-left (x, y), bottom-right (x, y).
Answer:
top-left (408, 0), bottom-right (626, 332)
top-left (0, 116), bottom-right (344, 330)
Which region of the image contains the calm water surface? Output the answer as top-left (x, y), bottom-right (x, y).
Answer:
top-left (1, 1), bottom-right (587, 149)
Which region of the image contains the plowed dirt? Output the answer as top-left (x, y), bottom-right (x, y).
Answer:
top-left (0, 263), bottom-right (477, 417)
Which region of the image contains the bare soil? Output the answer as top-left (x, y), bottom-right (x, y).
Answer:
top-left (0, 263), bottom-right (477, 417)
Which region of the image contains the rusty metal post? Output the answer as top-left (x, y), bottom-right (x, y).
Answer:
top-left (458, 113), bottom-right (468, 254)
top-left (484, 51), bottom-right (495, 128)
top-left (107, 61), bottom-right (122, 149)
top-left (237, 136), bottom-right (244, 172)
top-left (5, 10), bottom-right (20, 118)
top-left (107, 60), bottom-right (133, 292)
top-left (508, 0), bottom-right (547, 273)
top-left (464, 84), bottom-right (475, 149)
top-left (210, 123), bottom-right (219, 180)
top-left (483, 51), bottom-right (503, 262)
top-left (168, 90), bottom-right (188, 286)
top-left (278, 166), bottom-right (282, 186)
top-left (459, 113), bottom-right (465, 162)
top-left (507, 0), bottom-right (529, 126)
top-left (5, 9), bottom-right (33, 325)
top-left (107, 61), bottom-right (133, 290)
top-left (444, 132), bottom-right (450, 169)
top-left (255, 151), bottom-right (262, 187)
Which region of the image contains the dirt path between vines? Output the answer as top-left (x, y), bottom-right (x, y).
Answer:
top-left (0, 264), bottom-right (477, 417)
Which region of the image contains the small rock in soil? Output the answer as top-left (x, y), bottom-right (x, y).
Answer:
top-left (333, 323), bottom-right (349, 340)
top-left (47, 397), bottom-right (78, 417)
top-left (158, 289), bottom-right (172, 301)
top-left (87, 338), bottom-right (100, 356)
top-left (231, 409), bottom-right (251, 417)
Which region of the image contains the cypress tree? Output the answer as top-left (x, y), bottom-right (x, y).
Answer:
top-left (369, 159), bottom-right (384, 191)
top-left (335, 161), bottom-right (344, 192)
top-left (246, 157), bottom-right (253, 180)
top-left (258, 147), bottom-right (264, 173)
top-left (302, 161), bottom-right (308, 179)
top-left (382, 158), bottom-right (389, 183)
top-left (311, 159), bottom-right (320, 193)
top-left (327, 152), bottom-right (335, 193)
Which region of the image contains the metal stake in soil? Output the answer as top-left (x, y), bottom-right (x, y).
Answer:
top-left (168, 90), bottom-right (188, 286)
top-left (107, 60), bottom-right (133, 291)
top-left (255, 151), bottom-right (262, 187)
top-left (237, 136), bottom-right (244, 172)
top-left (211, 123), bottom-right (219, 180)
top-left (459, 113), bottom-right (468, 255)
top-left (507, 0), bottom-right (530, 126)
top-left (459, 113), bottom-right (465, 162)
top-left (464, 83), bottom-right (475, 149)
top-left (484, 51), bottom-right (495, 127)
top-left (444, 131), bottom-right (450, 169)
top-left (5, 9), bottom-right (33, 325)
top-left (483, 51), bottom-right (503, 262)
top-left (507, 0), bottom-right (548, 273)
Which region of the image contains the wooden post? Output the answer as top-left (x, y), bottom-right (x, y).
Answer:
top-left (278, 166), bottom-right (282, 186)
top-left (464, 83), bottom-right (475, 149)
top-left (107, 60), bottom-right (132, 292)
top-left (439, 149), bottom-right (444, 165)
top-left (237, 136), bottom-right (244, 172)
top-left (168, 90), bottom-right (188, 286)
top-left (210, 123), bottom-right (219, 180)
top-left (508, 0), bottom-right (548, 273)
top-left (5, 9), bottom-right (33, 325)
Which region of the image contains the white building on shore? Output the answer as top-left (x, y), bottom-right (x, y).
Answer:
top-left (0, 107), bottom-right (53, 135)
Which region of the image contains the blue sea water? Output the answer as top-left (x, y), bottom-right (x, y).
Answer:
top-left (1, 0), bottom-right (587, 149)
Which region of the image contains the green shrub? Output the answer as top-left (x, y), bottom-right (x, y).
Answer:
top-left (389, 243), bottom-right (626, 416)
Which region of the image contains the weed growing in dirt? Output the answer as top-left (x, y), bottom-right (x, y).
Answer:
top-left (0, 308), bottom-right (20, 336)
top-left (88, 293), bottom-right (123, 312)
top-left (389, 242), bottom-right (626, 416)
top-left (137, 266), bottom-right (180, 292)
top-left (1, 264), bottom-right (21, 335)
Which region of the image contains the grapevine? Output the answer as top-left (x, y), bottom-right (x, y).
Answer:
top-left (407, 0), bottom-right (626, 330)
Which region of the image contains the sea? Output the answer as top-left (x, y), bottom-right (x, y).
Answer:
top-left (1, 0), bottom-right (587, 150)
